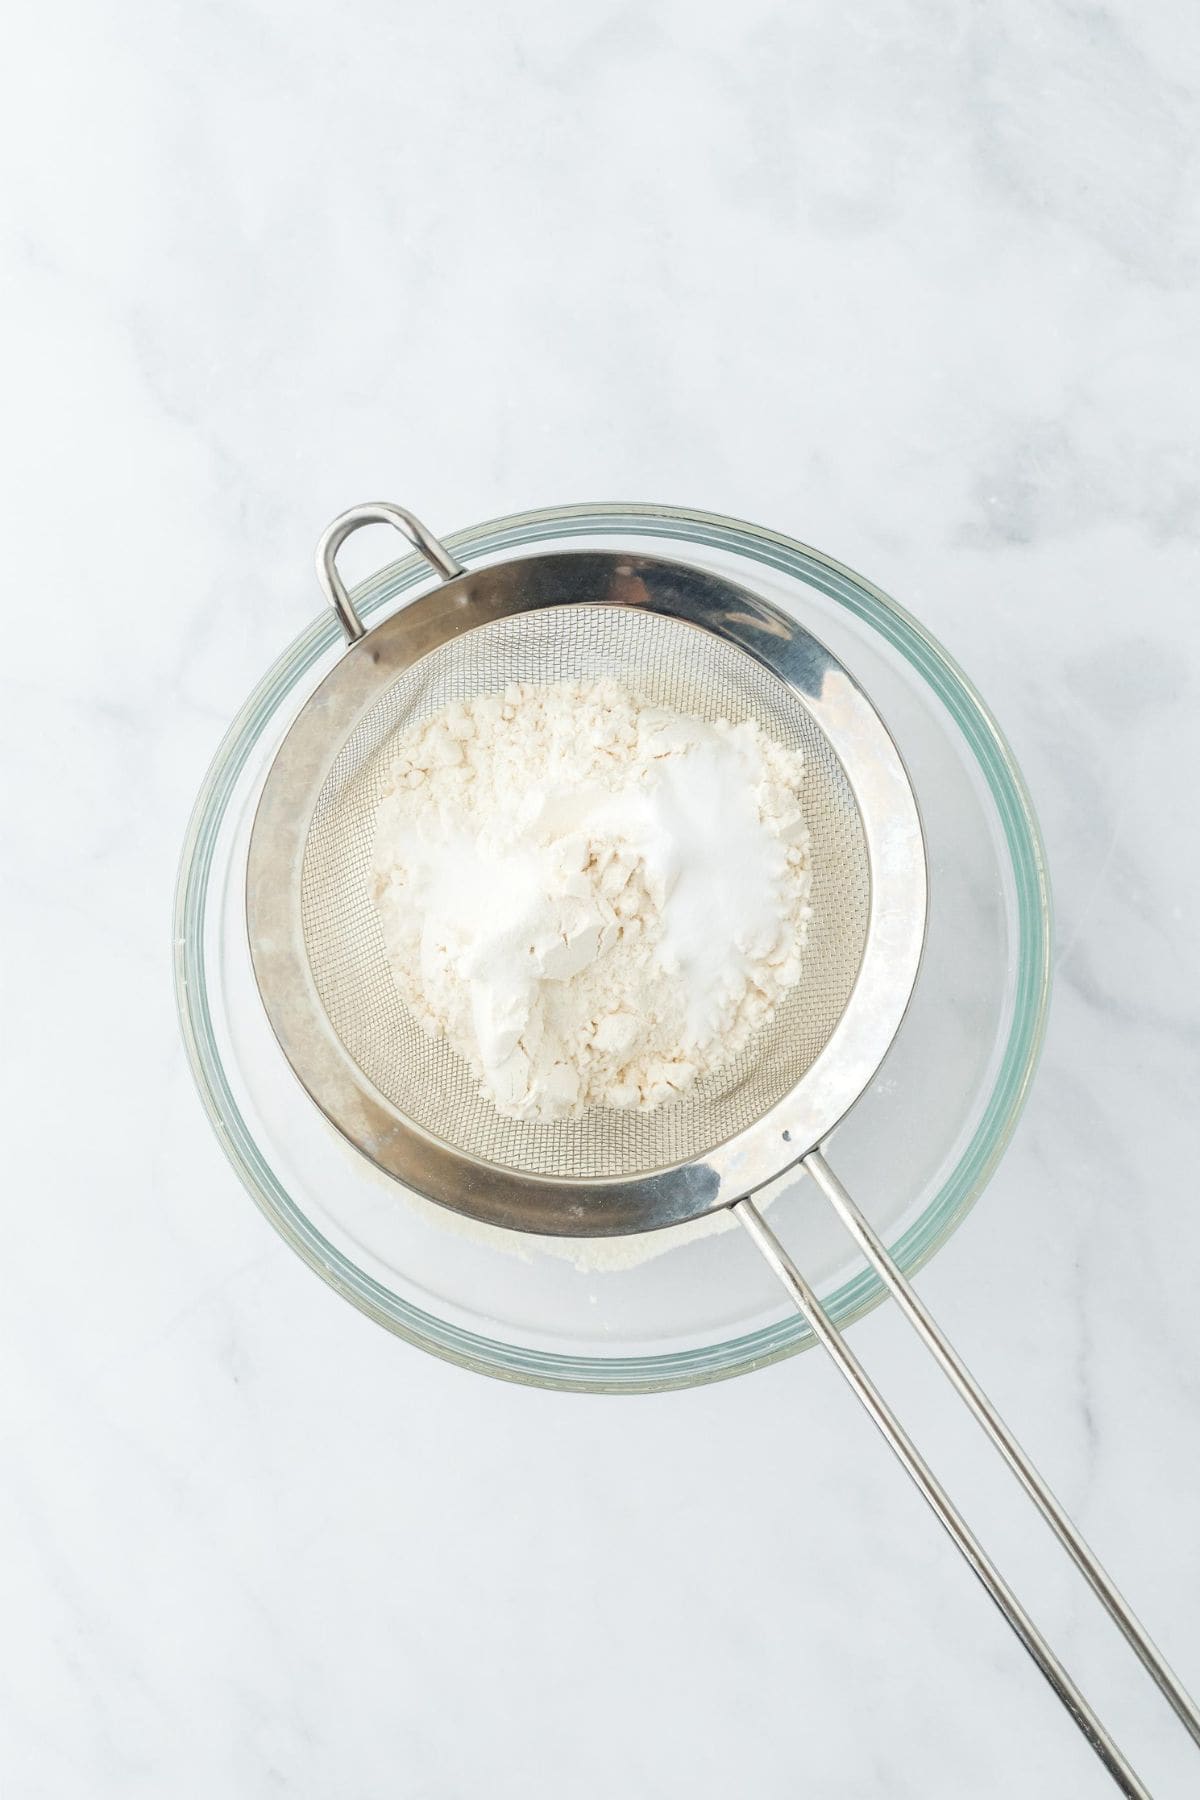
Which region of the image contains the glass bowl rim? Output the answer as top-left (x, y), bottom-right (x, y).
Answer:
top-left (173, 501), bottom-right (1052, 1393)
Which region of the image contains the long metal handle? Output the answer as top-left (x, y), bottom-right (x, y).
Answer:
top-left (734, 1194), bottom-right (1152, 1800)
top-left (803, 1147), bottom-right (1200, 1750)
top-left (316, 502), bottom-right (465, 643)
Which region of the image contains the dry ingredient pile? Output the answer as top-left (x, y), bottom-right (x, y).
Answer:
top-left (369, 678), bottom-right (812, 1122)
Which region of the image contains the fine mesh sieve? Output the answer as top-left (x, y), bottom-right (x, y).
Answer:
top-left (247, 505), bottom-right (926, 1238)
top-left (245, 505), bottom-right (1199, 1795)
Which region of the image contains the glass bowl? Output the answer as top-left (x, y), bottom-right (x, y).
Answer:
top-left (174, 504), bottom-right (1051, 1391)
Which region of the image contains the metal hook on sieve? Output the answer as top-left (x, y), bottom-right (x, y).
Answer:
top-left (316, 502), bottom-right (465, 644)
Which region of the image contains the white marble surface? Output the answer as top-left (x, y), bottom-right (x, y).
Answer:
top-left (4, 2), bottom-right (1200, 1794)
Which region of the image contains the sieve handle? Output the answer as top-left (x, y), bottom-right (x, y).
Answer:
top-left (317, 502), bottom-right (466, 644)
top-left (800, 1148), bottom-right (1200, 1752)
top-left (734, 1169), bottom-right (1199, 1798)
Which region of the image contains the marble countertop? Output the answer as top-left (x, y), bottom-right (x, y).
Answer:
top-left (5, 2), bottom-right (1200, 1794)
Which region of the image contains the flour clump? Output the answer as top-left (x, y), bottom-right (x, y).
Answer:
top-left (370, 679), bottom-right (812, 1122)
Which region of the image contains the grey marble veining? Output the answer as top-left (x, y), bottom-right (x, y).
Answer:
top-left (3, 1), bottom-right (1200, 1795)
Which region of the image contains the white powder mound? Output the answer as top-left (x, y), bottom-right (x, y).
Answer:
top-left (369, 679), bottom-right (812, 1122)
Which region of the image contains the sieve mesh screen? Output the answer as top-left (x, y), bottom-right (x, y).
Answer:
top-left (300, 606), bottom-right (870, 1179)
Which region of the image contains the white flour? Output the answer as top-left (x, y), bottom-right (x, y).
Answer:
top-left (370, 679), bottom-right (811, 1122)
